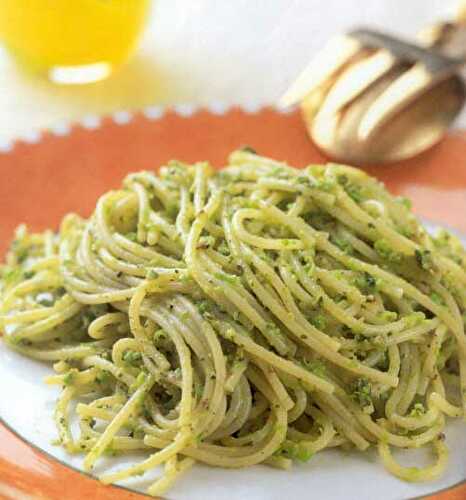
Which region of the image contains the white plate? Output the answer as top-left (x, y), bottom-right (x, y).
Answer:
top-left (1, 220), bottom-right (465, 500)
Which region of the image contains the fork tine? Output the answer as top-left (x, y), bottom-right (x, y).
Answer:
top-left (357, 63), bottom-right (434, 141)
top-left (279, 34), bottom-right (362, 107)
top-left (459, 1), bottom-right (466, 24)
top-left (316, 49), bottom-right (397, 116)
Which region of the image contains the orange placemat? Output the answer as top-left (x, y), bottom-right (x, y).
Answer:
top-left (0, 107), bottom-right (465, 255)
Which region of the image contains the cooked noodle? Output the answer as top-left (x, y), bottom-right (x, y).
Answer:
top-left (1, 150), bottom-right (465, 495)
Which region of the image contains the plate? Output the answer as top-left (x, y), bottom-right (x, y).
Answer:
top-left (0, 105), bottom-right (465, 500)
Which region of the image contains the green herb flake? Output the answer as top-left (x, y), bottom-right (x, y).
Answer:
top-left (194, 384), bottom-right (204, 398)
top-left (278, 440), bottom-right (314, 463)
top-left (197, 235), bottom-right (216, 249)
top-left (131, 372), bottom-right (147, 391)
top-left (197, 301), bottom-right (211, 315)
top-left (399, 226), bottom-right (414, 238)
top-left (96, 370), bottom-right (111, 385)
top-left (405, 312), bottom-right (425, 327)
top-left (415, 249), bottom-right (435, 271)
top-left (315, 179), bottom-right (335, 192)
top-left (1, 267), bottom-right (23, 287)
top-left (375, 311), bottom-right (397, 323)
top-left (166, 203), bottom-right (179, 218)
top-left (310, 315), bottom-right (327, 331)
top-left (374, 239), bottom-right (402, 263)
top-left (432, 229), bottom-right (451, 248)
top-left (153, 329), bottom-right (167, 342)
top-left (295, 175), bottom-right (310, 185)
top-left (355, 272), bottom-right (376, 292)
top-left (146, 269), bottom-right (160, 280)
top-left (125, 232), bottom-right (138, 242)
top-left (217, 240), bottom-right (230, 256)
top-left (123, 350), bottom-right (142, 366)
top-left (332, 237), bottom-right (352, 254)
top-left (303, 262), bottom-right (315, 277)
top-left (337, 174), bottom-right (348, 186)
top-left (302, 359), bottom-right (327, 378)
top-left (63, 371), bottom-right (75, 386)
top-left (214, 272), bottom-right (239, 286)
top-left (350, 378), bottom-right (373, 412)
top-left (345, 183), bottom-right (366, 203)
top-left (429, 292), bottom-right (444, 306)
top-left (36, 293), bottom-right (55, 307)
top-left (397, 196), bottom-right (412, 210)
top-left (266, 322), bottom-right (282, 337)
top-left (408, 403), bottom-right (426, 418)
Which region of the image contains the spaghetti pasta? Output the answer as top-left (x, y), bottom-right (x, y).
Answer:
top-left (1, 150), bottom-right (465, 494)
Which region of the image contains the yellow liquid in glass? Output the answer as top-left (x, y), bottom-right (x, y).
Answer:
top-left (0, 0), bottom-right (150, 83)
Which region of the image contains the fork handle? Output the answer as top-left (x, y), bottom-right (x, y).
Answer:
top-left (459, 0), bottom-right (466, 24)
top-left (428, 1), bottom-right (466, 63)
top-left (423, 22), bottom-right (466, 65)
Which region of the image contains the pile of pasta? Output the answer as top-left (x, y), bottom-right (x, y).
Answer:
top-left (1, 150), bottom-right (465, 495)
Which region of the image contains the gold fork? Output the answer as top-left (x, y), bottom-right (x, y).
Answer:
top-left (280, 2), bottom-right (466, 164)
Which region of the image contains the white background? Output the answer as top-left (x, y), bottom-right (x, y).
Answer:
top-left (0, 0), bottom-right (465, 144)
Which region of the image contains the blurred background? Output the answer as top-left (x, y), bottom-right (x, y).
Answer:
top-left (0, 0), bottom-right (464, 147)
